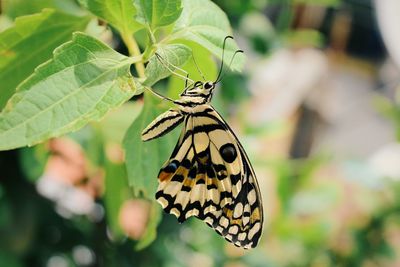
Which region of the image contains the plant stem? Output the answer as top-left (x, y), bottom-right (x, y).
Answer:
top-left (121, 33), bottom-right (145, 78)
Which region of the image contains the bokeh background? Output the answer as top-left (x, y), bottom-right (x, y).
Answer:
top-left (1, 0), bottom-right (400, 266)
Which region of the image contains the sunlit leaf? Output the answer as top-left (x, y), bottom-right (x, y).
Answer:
top-left (144, 43), bottom-right (191, 86)
top-left (167, 41), bottom-right (217, 98)
top-left (78, 0), bottom-right (142, 34)
top-left (168, 0), bottom-right (245, 71)
top-left (123, 92), bottom-right (179, 198)
top-left (2, 0), bottom-right (83, 18)
top-left (0, 32), bottom-right (137, 151)
top-left (133, 0), bottom-right (182, 29)
top-left (0, 9), bottom-right (91, 109)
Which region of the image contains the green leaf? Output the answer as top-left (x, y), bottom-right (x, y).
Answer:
top-left (167, 42), bottom-right (217, 98)
top-left (293, 0), bottom-right (341, 7)
top-left (0, 9), bottom-right (90, 109)
top-left (19, 145), bottom-right (49, 183)
top-left (135, 201), bottom-right (162, 250)
top-left (78, 0), bottom-right (142, 34)
top-left (0, 32), bottom-right (137, 151)
top-left (95, 102), bottom-right (143, 144)
top-left (167, 0), bottom-right (245, 71)
top-left (2, 0), bottom-right (83, 18)
top-left (144, 43), bottom-right (191, 86)
top-left (133, 0), bottom-right (182, 29)
top-left (104, 159), bottom-right (132, 238)
top-left (123, 92), bottom-right (179, 198)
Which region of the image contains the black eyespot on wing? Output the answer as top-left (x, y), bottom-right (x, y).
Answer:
top-left (219, 143), bottom-right (237, 163)
top-left (188, 166), bottom-right (197, 179)
top-left (164, 160), bottom-right (179, 173)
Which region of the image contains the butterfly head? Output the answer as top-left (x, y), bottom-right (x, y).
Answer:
top-left (182, 80), bottom-right (215, 97)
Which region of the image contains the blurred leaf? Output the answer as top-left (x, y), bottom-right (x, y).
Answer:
top-left (275, 0), bottom-right (293, 33)
top-left (373, 94), bottom-right (400, 140)
top-left (0, 9), bottom-right (91, 109)
top-left (294, 0), bottom-right (341, 7)
top-left (0, 16), bottom-right (13, 32)
top-left (67, 126), bottom-right (105, 167)
top-left (19, 145), bottom-right (49, 182)
top-left (2, 0), bottom-right (83, 18)
top-left (0, 32), bottom-right (137, 151)
top-left (92, 103), bottom-right (144, 237)
top-left (0, 251), bottom-right (23, 267)
top-left (78, 0), bottom-right (143, 34)
top-left (144, 43), bottom-right (191, 86)
top-left (284, 29), bottom-right (325, 48)
top-left (167, 0), bottom-right (245, 71)
top-left (123, 93), bottom-right (179, 198)
top-left (104, 158), bottom-right (132, 238)
top-left (135, 201), bottom-right (162, 250)
top-left (133, 0), bottom-right (182, 29)
top-left (96, 102), bottom-right (143, 144)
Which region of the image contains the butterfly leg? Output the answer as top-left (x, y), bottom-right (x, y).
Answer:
top-left (155, 53), bottom-right (194, 85)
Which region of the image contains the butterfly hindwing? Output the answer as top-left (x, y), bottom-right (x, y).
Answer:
top-left (155, 105), bottom-right (263, 248)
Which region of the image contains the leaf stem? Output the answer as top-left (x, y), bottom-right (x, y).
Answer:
top-left (147, 26), bottom-right (157, 44)
top-left (121, 33), bottom-right (145, 78)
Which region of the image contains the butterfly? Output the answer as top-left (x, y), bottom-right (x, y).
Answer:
top-left (141, 37), bottom-right (263, 249)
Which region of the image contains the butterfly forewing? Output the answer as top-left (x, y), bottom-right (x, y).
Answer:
top-left (154, 105), bottom-right (263, 248)
top-left (141, 109), bottom-right (184, 141)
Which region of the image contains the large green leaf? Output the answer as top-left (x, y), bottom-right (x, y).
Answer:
top-left (133, 0), bottom-right (182, 29)
top-left (123, 92), bottom-right (179, 198)
top-left (0, 9), bottom-right (90, 109)
top-left (2, 0), bottom-right (83, 18)
top-left (78, 0), bottom-right (142, 34)
top-left (98, 102), bottom-right (142, 238)
top-left (104, 159), bottom-right (132, 238)
top-left (135, 201), bottom-right (162, 250)
top-left (0, 32), bottom-right (137, 151)
top-left (167, 0), bottom-right (245, 71)
top-left (167, 41), bottom-right (217, 97)
top-left (294, 0), bottom-right (341, 7)
top-left (144, 43), bottom-right (191, 86)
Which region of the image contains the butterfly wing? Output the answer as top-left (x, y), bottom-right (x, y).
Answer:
top-left (156, 105), bottom-right (263, 249)
top-left (142, 109), bottom-right (184, 141)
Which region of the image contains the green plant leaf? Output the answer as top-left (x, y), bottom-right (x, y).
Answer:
top-left (0, 32), bottom-right (137, 151)
top-left (293, 0), bottom-right (341, 7)
top-left (144, 43), bottom-right (191, 86)
top-left (2, 0), bottom-right (83, 18)
top-left (123, 92), bottom-right (179, 199)
top-left (78, 0), bottom-right (142, 34)
top-left (135, 201), bottom-right (162, 250)
top-left (0, 9), bottom-right (91, 109)
top-left (19, 144), bottom-right (49, 183)
top-left (133, 0), bottom-right (182, 29)
top-left (167, 41), bottom-right (217, 98)
top-left (167, 0), bottom-right (245, 71)
top-left (104, 158), bottom-right (132, 239)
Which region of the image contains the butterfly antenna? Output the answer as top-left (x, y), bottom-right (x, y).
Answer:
top-left (215, 49), bottom-right (244, 84)
top-left (155, 53), bottom-right (195, 84)
top-left (191, 51), bottom-right (206, 81)
top-left (215, 36), bottom-right (234, 83)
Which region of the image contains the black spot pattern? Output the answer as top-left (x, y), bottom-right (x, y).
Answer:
top-left (219, 143), bottom-right (237, 163)
top-left (151, 104), bottom-right (263, 249)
